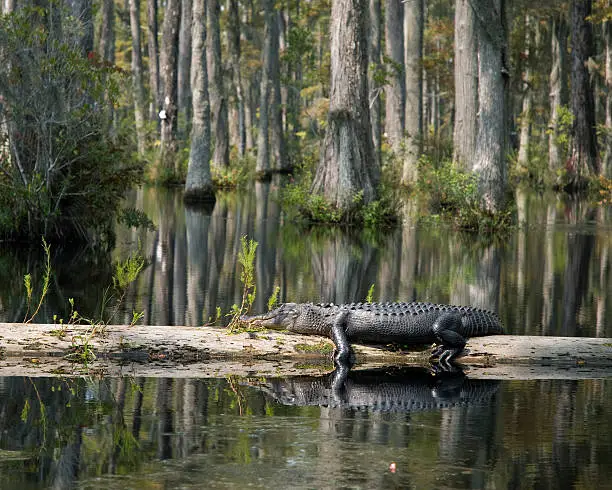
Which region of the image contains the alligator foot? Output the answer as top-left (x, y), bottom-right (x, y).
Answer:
top-left (429, 344), bottom-right (465, 371)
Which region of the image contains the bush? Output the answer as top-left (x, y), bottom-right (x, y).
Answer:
top-left (0, 7), bottom-right (143, 243)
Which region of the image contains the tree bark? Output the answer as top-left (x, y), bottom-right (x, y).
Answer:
top-left (311, 0), bottom-right (377, 210)
top-left (227, 0), bottom-right (246, 157)
top-left (402, 0), bottom-right (423, 185)
top-left (184, 0), bottom-right (214, 202)
top-left (368, 0), bottom-right (382, 169)
top-left (270, 11), bottom-right (288, 171)
top-left (207, 0), bottom-right (229, 169)
top-left (159, 0), bottom-right (181, 176)
top-left (147, 0), bottom-right (161, 120)
top-left (98, 0), bottom-right (115, 63)
top-left (517, 14), bottom-right (535, 169)
top-left (567, 0), bottom-right (598, 190)
top-left (129, 0), bottom-right (147, 155)
top-left (471, 0), bottom-right (509, 213)
top-left (548, 13), bottom-right (568, 171)
top-left (384, 0), bottom-right (404, 153)
top-left (453, 0), bottom-right (478, 168)
top-left (68, 0), bottom-right (94, 55)
top-left (256, 0), bottom-right (272, 176)
top-left (178, 0), bottom-right (193, 133)
top-left (604, 10), bottom-right (612, 178)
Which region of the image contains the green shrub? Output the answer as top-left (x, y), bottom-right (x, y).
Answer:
top-left (0, 6), bottom-right (143, 243)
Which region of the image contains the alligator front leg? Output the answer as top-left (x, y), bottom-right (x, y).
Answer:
top-left (330, 310), bottom-right (352, 366)
top-left (431, 312), bottom-right (467, 366)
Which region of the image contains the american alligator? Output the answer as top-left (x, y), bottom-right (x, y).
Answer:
top-left (241, 301), bottom-right (503, 366)
top-left (251, 365), bottom-right (500, 412)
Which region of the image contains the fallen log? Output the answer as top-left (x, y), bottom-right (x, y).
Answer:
top-left (0, 322), bottom-right (610, 379)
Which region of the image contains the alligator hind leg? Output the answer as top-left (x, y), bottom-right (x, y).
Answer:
top-left (430, 312), bottom-right (467, 365)
top-left (330, 311), bottom-right (353, 366)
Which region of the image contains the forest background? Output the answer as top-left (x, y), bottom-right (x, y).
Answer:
top-left (0, 0), bottom-right (611, 243)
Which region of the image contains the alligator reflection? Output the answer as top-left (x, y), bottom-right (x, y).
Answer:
top-left (253, 365), bottom-right (500, 412)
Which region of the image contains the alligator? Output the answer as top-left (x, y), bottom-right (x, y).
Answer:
top-left (250, 365), bottom-right (501, 412)
top-left (241, 301), bottom-right (503, 366)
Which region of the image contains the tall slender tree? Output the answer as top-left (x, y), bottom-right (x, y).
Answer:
top-left (129, 0), bottom-right (147, 155)
top-left (207, 0), bottom-right (229, 169)
top-left (227, 0), bottom-right (246, 157)
top-left (311, 0), bottom-right (378, 211)
top-left (147, 0), bottom-right (161, 120)
top-left (178, 0), bottom-right (193, 131)
top-left (567, 0), bottom-right (598, 189)
top-left (159, 0), bottom-right (181, 176)
top-left (384, 0), bottom-right (404, 153)
top-left (548, 13), bottom-right (568, 171)
top-left (402, 0), bottom-right (423, 185)
top-left (368, 0), bottom-right (382, 169)
top-left (184, 0), bottom-right (214, 202)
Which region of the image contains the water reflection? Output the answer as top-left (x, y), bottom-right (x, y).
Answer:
top-left (0, 184), bottom-right (609, 338)
top-left (0, 374), bottom-right (611, 488)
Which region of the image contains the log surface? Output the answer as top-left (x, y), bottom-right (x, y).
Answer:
top-left (0, 322), bottom-right (610, 379)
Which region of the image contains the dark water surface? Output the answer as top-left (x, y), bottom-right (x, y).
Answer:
top-left (0, 183), bottom-right (610, 488)
top-left (0, 372), bottom-right (611, 488)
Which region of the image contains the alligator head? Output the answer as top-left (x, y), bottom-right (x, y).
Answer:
top-left (240, 303), bottom-right (301, 330)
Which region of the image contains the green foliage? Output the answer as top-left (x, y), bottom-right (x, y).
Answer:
top-left (212, 153), bottom-right (255, 189)
top-left (23, 238), bottom-right (52, 323)
top-left (113, 253), bottom-right (146, 291)
top-left (417, 158), bottom-right (515, 234)
top-left (117, 208), bottom-right (156, 231)
top-left (268, 286), bottom-right (281, 311)
top-left (0, 7), bottom-right (143, 243)
top-left (365, 284), bottom-right (375, 303)
top-left (227, 236), bottom-right (258, 331)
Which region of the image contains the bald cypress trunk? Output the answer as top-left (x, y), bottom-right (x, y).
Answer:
top-left (453, 0), bottom-right (478, 168)
top-left (178, 0), bottom-right (192, 133)
top-left (384, 0), bottom-right (404, 153)
top-left (548, 14), bottom-right (568, 171)
top-left (227, 0), bottom-right (246, 157)
top-left (159, 0), bottom-right (181, 177)
top-left (402, 0), bottom-right (423, 185)
top-left (311, 0), bottom-right (377, 211)
top-left (184, 0), bottom-right (214, 202)
top-left (147, 0), bottom-right (161, 120)
top-left (567, 0), bottom-right (598, 190)
top-left (207, 0), bottom-right (229, 169)
top-left (368, 0), bottom-right (382, 169)
top-left (129, 0), bottom-right (147, 155)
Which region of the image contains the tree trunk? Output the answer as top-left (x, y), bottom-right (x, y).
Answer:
top-left (604, 11), bottom-right (612, 178)
top-left (567, 0), bottom-right (598, 190)
top-left (311, 0), bottom-right (377, 210)
top-left (68, 0), bottom-right (94, 55)
top-left (453, 0), bottom-right (478, 168)
top-left (184, 0), bottom-right (214, 202)
top-left (517, 14), bottom-right (534, 169)
top-left (472, 0), bottom-right (509, 213)
top-left (384, 0), bottom-right (404, 153)
top-left (368, 0), bottom-right (382, 169)
top-left (178, 0), bottom-right (193, 133)
top-left (270, 11), bottom-right (288, 171)
top-left (147, 0), bottom-right (161, 120)
top-left (98, 0), bottom-right (115, 62)
top-left (159, 0), bottom-right (181, 176)
top-left (548, 13), bottom-right (568, 171)
top-left (256, 0), bottom-right (273, 176)
top-left (207, 0), bottom-right (229, 169)
top-left (227, 0), bottom-right (246, 157)
top-left (402, 0), bottom-right (423, 185)
top-left (2, 0), bottom-right (15, 13)
top-left (129, 0), bottom-right (147, 155)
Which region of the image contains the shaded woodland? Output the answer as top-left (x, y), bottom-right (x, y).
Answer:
top-left (2, 0), bottom-right (612, 237)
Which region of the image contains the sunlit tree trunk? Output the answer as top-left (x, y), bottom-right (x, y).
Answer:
top-left (517, 14), bottom-right (535, 169)
top-left (2, 0), bottom-right (15, 12)
top-left (227, 0), bottom-right (246, 157)
top-left (159, 0), bottom-right (181, 176)
top-left (256, 0), bottom-right (273, 176)
top-left (384, 0), bottom-right (404, 153)
top-left (472, 0), bottom-right (509, 213)
top-left (453, 0), bottom-right (478, 168)
top-left (402, 0), bottom-right (423, 185)
top-left (184, 0), bottom-right (214, 202)
top-left (548, 13), bottom-right (568, 171)
top-left (311, 0), bottom-right (377, 210)
top-left (368, 0), bottom-right (382, 169)
top-left (129, 0), bottom-right (147, 155)
top-left (69, 0), bottom-right (94, 55)
top-left (567, 0), bottom-right (598, 190)
top-left (207, 0), bottom-right (229, 169)
top-left (178, 0), bottom-right (192, 132)
top-left (147, 0), bottom-right (161, 120)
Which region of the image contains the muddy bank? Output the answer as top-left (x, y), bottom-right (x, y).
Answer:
top-left (0, 323), bottom-right (611, 379)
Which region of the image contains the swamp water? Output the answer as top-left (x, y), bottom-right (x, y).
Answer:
top-left (0, 183), bottom-right (610, 488)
